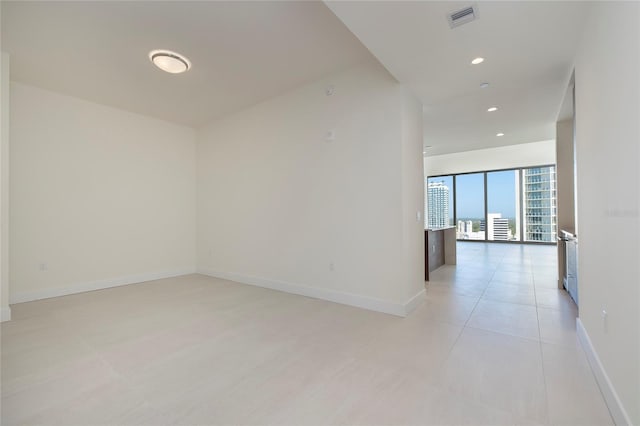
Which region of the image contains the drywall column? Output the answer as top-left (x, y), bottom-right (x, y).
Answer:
top-left (1, 52), bottom-right (10, 322)
top-left (555, 118), bottom-right (575, 289)
top-left (400, 87), bottom-right (426, 310)
top-left (573, 2), bottom-right (639, 424)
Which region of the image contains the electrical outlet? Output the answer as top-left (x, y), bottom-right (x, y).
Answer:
top-left (39, 262), bottom-right (48, 271)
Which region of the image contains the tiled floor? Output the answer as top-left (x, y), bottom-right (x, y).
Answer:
top-left (1, 242), bottom-right (613, 425)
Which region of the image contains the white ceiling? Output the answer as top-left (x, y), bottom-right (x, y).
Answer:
top-left (1, 1), bottom-right (374, 127)
top-left (326, 1), bottom-right (588, 155)
top-left (2, 1), bottom-right (589, 155)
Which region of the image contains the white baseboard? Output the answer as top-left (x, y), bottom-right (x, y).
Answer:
top-left (1, 305), bottom-right (11, 322)
top-left (198, 268), bottom-right (424, 317)
top-left (9, 268), bottom-right (197, 305)
top-left (404, 288), bottom-right (426, 316)
top-left (576, 318), bottom-right (632, 426)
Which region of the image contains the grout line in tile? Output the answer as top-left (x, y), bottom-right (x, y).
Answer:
top-left (531, 252), bottom-right (552, 425)
top-left (440, 257), bottom-right (500, 362)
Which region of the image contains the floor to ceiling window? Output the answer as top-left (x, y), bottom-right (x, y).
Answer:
top-left (426, 176), bottom-right (454, 229)
top-left (487, 170), bottom-right (520, 241)
top-left (455, 173), bottom-right (485, 240)
top-left (523, 166), bottom-right (557, 242)
top-left (425, 165), bottom-right (557, 243)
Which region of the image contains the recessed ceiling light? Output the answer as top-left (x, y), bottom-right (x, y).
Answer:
top-left (487, 107), bottom-right (498, 112)
top-left (149, 50), bottom-right (191, 74)
top-left (496, 133), bottom-right (505, 137)
top-left (471, 57), bottom-right (484, 65)
top-left (480, 82), bottom-right (490, 89)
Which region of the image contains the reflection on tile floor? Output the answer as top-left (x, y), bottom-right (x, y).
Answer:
top-left (1, 243), bottom-right (613, 425)
top-left (428, 242), bottom-right (612, 425)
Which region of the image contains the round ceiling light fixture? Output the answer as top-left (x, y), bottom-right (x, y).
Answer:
top-left (487, 107), bottom-right (498, 112)
top-left (496, 133), bottom-right (505, 137)
top-left (480, 82), bottom-right (490, 89)
top-left (471, 57), bottom-right (484, 65)
top-left (149, 50), bottom-right (191, 74)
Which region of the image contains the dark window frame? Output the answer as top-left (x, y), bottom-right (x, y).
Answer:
top-left (427, 164), bottom-right (557, 245)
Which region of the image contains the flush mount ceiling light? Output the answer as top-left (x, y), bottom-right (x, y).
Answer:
top-left (471, 57), bottom-right (484, 65)
top-left (496, 133), bottom-right (505, 137)
top-left (480, 82), bottom-right (490, 89)
top-left (149, 50), bottom-right (191, 74)
top-left (487, 107), bottom-right (498, 112)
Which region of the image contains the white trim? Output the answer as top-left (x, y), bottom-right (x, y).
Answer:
top-left (198, 268), bottom-right (422, 317)
top-left (404, 288), bottom-right (426, 316)
top-left (576, 318), bottom-right (632, 426)
top-left (1, 305), bottom-right (10, 322)
top-left (9, 268), bottom-right (197, 304)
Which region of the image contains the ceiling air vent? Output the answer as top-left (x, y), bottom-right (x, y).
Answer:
top-left (447, 4), bottom-right (478, 29)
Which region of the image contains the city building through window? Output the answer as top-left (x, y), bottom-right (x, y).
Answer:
top-left (426, 176), bottom-right (454, 229)
top-left (426, 165), bottom-right (557, 243)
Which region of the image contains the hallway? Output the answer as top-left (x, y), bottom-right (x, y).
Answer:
top-left (425, 242), bottom-right (611, 424)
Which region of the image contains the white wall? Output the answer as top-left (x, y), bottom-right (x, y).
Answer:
top-left (424, 140), bottom-right (556, 177)
top-left (573, 2), bottom-right (639, 424)
top-left (197, 60), bottom-right (425, 316)
top-left (1, 52), bottom-right (10, 321)
top-left (555, 118), bottom-right (575, 289)
top-left (10, 83), bottom-right (197, 303)
top-left (556, 119), bottom-right (575, 235)
top-left (400, 88), bottom-right (426, 302)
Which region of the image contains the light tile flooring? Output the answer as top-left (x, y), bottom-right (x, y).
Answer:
top-left (1, 243), bottom-right (612, 425)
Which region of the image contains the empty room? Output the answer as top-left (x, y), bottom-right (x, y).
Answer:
top-left (1, 1), bottom-right (638, 425)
